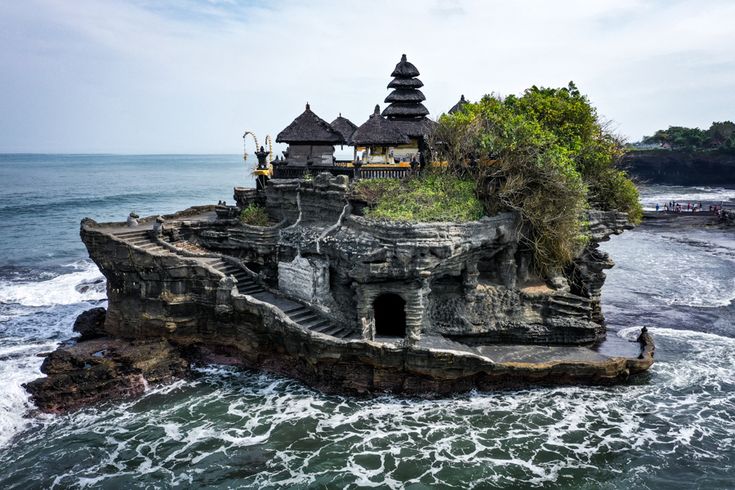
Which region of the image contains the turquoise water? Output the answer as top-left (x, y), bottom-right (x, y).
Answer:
top-left (0, 155), bottom-right (734, 488)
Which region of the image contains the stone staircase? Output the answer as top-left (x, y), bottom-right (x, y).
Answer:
top-left (547, 295), bottom-right (591, 318)
top-left (112, 228), bottom-right (356, 340)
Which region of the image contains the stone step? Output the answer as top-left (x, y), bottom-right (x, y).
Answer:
top-left (548, 298), bottom-right (588, 311)
top-left (129, 240), bottom-right (154, 247)
top-left (548, 304), bottom-right (588, 317)
top-left (116, 230), bottom-right (148, 237)
top-left (309, 320), bottom-right (332, 332)
top-left (294, 314), bottom-right (321, 326)
top-left (300, 317), bottom-right (327, 329)
top-left (283, 305), bottom-right (307, 315)
top-left (549, 296), bottom-right (590, 307)
top-left (324, 325), bottom-right (349, 337)
top-left (239, 286), bottom-right (264, 295)
top-left (290, 310), bottom-right (318, 322)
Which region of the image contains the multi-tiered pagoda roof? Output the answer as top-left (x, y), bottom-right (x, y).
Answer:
top-left (382, 54), bottom-right (430, 120)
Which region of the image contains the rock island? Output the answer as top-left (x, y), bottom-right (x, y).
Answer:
top-left (26, 55), bottom-right (654, 412)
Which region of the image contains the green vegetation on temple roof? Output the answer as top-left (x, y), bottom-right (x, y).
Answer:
top-left (352, 175), bottom-right (484, 223)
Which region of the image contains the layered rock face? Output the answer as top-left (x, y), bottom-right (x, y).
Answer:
top-left (25, 174), bottom-right (651, 412)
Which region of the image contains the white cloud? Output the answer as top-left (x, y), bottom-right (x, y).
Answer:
top-left (0, 0), bottom-right (733, 152)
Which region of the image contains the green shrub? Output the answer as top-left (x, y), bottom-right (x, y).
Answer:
top-left (588, 169), bottom-right (643, 224)
top-left (352, 175), bottom-right (484, 223)
top-left (429, 84), bottom-right (640, 275)
top-left (239, 204), bottom-right (270, 227)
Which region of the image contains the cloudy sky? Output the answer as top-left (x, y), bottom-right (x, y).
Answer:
top-left (1, 0), bottom-right (734, 153)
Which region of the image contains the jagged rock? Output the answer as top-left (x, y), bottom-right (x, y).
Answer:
top-left (73, 307), bottom-right (107, 340)
top-left (24, 336), bottom-right (189, 413)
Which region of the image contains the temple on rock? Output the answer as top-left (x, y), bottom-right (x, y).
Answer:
top-left (22, 53), bottom-right (656, 413)
top-left (273, 54), bottom-right (435, 173)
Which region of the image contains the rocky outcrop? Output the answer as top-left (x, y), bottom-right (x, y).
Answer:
top-left (566, 211), bottom-right (633, 325)
top-left (622, 150), bottom-right (735, 186)
top-left (73, 307), bottom-right (107, 340)
top-left (24, 334), bottom-right (189, 413)
top-left (25, 177), bottom-right (653, 412)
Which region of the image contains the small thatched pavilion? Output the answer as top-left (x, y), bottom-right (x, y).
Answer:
top-left (350, 105), bottom-right (410, 164)
top-left (330, 114), bottom-right (358, 148)
top-left (276, 103), bottom-right (345, 166)
top-left (449, 94), bottom-right (469, 114)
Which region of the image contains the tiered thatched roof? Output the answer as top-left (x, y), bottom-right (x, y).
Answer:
top-left (350, 105), bottom-right (410, 146)
top-left (276, 103), bottom-right (345, 145)
top-left (382, 54), bottom-right (430, 120)
top-left (330, 114), bottom-right (357, 142)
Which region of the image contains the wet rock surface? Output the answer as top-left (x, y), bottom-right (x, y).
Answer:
top-left (24, 330), bottom-right (189, 413)
top-left (73, 306), bottom-right (107, 340)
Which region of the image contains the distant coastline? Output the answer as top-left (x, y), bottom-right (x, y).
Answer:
top-left (622, 149), bottom-right (735, 186)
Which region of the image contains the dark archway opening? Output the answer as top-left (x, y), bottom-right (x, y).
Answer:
top-left (373, 293), bottom-right (406, 337)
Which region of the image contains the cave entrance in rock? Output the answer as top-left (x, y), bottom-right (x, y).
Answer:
top-left (373, 293), bottom-right (406, 337)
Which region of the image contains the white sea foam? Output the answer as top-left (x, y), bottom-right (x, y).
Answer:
top-left (0, 261), bottom-right (105, 307)
top-left (639, 185), bottom-right (735, 210)
top-left (601, 229), bottom-right (735, 308)
top-left (5, 325), bottom-right (730, 488)
top-left (0, 341), bottom-right (57, 447)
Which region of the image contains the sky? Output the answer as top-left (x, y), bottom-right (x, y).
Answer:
top-left (1, 0), bottom-right (734, 154)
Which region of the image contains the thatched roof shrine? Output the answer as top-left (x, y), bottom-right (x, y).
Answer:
top-left (330, 114), bottom-right (358, 142)
top-left (391, 118), bottom-right (438, 139)
top-left (350, 105), bottom-right (410, 146)
top-left (449, 94), bottom-right (468, 114)
top-left (276, 103), bottom-right (345, 145)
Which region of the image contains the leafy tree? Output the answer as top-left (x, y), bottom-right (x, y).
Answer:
top-left (707, 121), bottom-right (735, 147)
top-left (430, 83), bottom-right (642, 275)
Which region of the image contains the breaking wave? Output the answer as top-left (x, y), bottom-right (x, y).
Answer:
top-left (0, 260), bottom-right (105, 307)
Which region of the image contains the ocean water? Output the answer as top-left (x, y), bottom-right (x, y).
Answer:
top-left (0, 156), bottom-right (734, 488)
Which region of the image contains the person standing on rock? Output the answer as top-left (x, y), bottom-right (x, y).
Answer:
top-left (126, 212), bottom-right (139, 227)
top-left (152, 216), bottom-right (165, 236)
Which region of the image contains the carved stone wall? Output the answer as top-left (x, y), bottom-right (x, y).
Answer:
top-left (278, 255), bottom-right (330, 304)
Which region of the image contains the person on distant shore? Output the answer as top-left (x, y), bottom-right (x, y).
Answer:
top-left (656, 203), bottom-right (660, 212)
